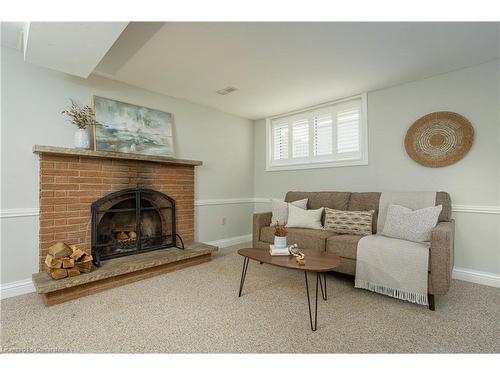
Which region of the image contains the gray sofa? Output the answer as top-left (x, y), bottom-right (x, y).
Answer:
top-left (252, 191), bottom-right (454, 310)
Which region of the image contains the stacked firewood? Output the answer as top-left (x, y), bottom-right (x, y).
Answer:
top-left (45, 242), bottom-right (93, 280)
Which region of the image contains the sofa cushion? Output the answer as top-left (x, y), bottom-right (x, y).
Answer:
top-left (347, 191), bottom-right (451, 227)
top-left (382, 204), bottom-right (442, 242)
top-left (271, 198), bottom-right (308, 226)
top-left (324, 208), bottom-right (374, 236)
top-left (285, 191), bottom-right (351, 210)
top-left (286, 205), bottom-right (323, 229)
top-left (260, 226), bottom-right (337, 252)
top-left (329, 257), bottom-right (430, 277)
top-left (348, 192), bottom-right (381, 233)
top-left (283, 191), bottom-right (451, 223)
top-left (326, 234), bottom-right (363, 259)
top-left (333, 257), bottom-right (356, 275)
top-left (285, 191), bottom-right (351, 226)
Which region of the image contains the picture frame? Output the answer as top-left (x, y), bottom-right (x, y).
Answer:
top-left (92, 96), bottom-right (175, 157)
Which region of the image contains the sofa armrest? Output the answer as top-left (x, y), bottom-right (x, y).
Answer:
top-left (253, 212), bottom-right (272, 247)
top-left (429, 220), bottom-right (455, 295)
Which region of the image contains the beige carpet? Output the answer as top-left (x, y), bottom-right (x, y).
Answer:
top-left (1, 243), bottom-right (499, 353)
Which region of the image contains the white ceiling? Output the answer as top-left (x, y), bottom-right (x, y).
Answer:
top-left (4, 22), bottom-right (499, 120)
top-left (25, 22), bottom-right (128, 78)
top-left (94, 22), bottom-right (500, 120)
top-left (1, 22), bottom-right (128, 78)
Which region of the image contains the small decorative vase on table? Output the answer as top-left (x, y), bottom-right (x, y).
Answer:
top-left (274, 223), bottom-right (288, 248)
top-left (62, 99), bottom-right (101, 150)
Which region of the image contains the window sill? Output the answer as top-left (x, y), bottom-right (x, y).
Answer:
top-left (265, 158), bottom-right (368, 172)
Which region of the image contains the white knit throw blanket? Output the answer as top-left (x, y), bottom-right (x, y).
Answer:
top-left (355, 192), bottom-right (436, 305)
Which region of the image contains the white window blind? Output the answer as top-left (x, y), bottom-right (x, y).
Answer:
top-left (313, 113), bottom-right (333, 156)
top-left (292, 118), bottom-right (309, 158)
top-left (268, 94), bottom-right (367, 170)
top-left (337, 108), bottom-right (360, 154)
top-left (272, 122), bottom-right (289, 160)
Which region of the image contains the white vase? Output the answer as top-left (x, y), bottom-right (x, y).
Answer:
top-left (274, 236), bottom-right (287, 248)
top-left (74, 128), bottom-right (90, 149)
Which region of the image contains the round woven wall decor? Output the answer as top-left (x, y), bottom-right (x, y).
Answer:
top-left (404, 111), bottom-right (474, 168)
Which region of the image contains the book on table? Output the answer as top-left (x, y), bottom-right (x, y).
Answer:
top-left (269, 244), bottom-right (290, 256)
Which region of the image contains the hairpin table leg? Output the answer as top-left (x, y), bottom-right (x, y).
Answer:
top-left (238, 257), bottom-right (249, 297)
top-left (304, 271), bottom-right (319, 331)
top-left (318, 273), bottom-right (327, 300)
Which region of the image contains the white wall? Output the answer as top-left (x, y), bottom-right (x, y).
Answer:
top-left (254, 60), bottom-right (500, 276)
top-left (0, 46), bottom-right (255, 285)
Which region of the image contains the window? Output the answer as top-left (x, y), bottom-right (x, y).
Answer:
top-left (266, 94), bottom-right (367, 171)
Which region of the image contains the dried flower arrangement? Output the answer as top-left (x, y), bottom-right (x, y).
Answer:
top-left (274, 223), bottom-right (287, 237)
top-left (61, 99), bottom-right (101, 129)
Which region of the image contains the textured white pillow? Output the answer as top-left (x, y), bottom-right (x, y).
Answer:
top-left (382, 204), bottom-right (442, 243)
top-left (286, 205), bottom-right (324, 230)
top-left (270, 198), bottom-right (308, 226)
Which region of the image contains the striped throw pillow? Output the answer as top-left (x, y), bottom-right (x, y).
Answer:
top-left (324, 208), bottom-right (374, 236)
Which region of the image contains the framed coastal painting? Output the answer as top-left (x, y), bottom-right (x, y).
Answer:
top-left (93, 96), bottom-right (175, 157)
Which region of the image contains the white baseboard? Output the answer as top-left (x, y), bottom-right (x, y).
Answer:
top-left (204, 234), bottom-right (252, 248)
top-left (452, 267), bottom-right (500, 288)
top-left (0, 278), bottom-right (35, 299)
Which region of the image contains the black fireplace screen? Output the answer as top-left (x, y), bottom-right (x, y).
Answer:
top-left (91, 188), bottom-right (182, 266)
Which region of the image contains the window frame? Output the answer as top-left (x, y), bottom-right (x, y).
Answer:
top-left (265, 93), bottom-right (368, 171)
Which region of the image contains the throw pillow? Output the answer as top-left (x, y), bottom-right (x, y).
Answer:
top-left (286, 205), bottom-right (324, 230)
top-left (324, 208), bottom-right (374, 236)
top-left (270, 198), bottom-right (308, 226)
top-left (382, 204), bottom-right (442, 243)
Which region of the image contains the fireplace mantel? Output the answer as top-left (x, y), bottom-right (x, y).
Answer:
top-left (33, 145), bottom-right (203, 167)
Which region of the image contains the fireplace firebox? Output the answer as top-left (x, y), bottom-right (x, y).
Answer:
top-left (91, 188), bottom-right (184, 267)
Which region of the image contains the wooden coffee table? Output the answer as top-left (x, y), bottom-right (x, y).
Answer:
top-left (237, 248), bottom-right (340, 331)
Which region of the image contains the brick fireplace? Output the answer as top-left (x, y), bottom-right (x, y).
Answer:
top-left (35, 145), bottom-right (198, 271)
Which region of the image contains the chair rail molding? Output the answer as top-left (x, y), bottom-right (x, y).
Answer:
top-left (0, 208), bottom-right (40, 218)
top-left (194, 198), bottom-right (256, 206)
top-left (1, 202), bottom-right (499, 217)
top-left (451, 205), bottom-right (500, 215)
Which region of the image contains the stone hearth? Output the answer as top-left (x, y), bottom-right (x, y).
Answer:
top-left (33, 242), bottom-right (217, 306)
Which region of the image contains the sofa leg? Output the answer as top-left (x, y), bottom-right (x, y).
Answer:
top-left (428, 294), bottom-right (435, 311)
